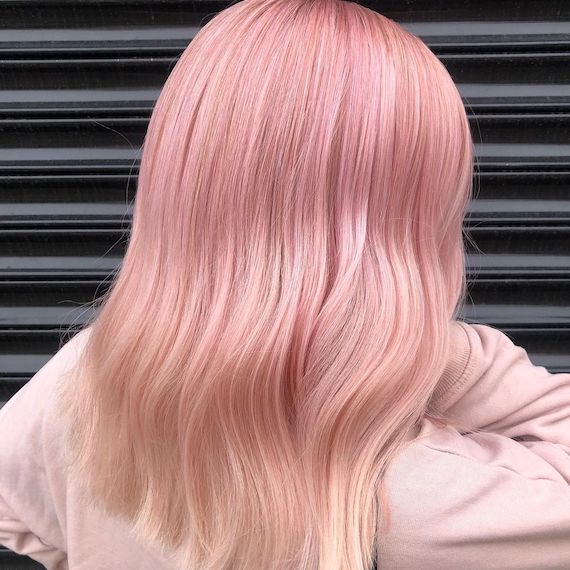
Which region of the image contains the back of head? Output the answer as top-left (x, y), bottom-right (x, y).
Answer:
top-left (58, 1), bottom-right (473, 568)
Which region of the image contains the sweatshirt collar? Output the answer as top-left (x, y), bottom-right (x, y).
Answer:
top-left (428, 321), bottom-right (472, 412)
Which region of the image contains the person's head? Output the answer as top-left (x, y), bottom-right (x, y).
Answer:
top-left (58, 0), bottom-right (473, 568)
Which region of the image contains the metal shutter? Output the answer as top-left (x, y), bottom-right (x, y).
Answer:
top-left (1, 1), bottom-right (568, 567)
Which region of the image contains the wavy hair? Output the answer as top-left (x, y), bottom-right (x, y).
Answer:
top-left (57, 0), bottom-right (473, 568)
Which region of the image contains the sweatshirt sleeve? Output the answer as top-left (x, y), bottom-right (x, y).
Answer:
top-left (381, 421), bottom-right (570, 570)
top-left (429, 320), bottom-right (570, 446)
top-left (0, 492), bottom-right (67, 569)
top-left (0, 328), bottom-right (90, 569)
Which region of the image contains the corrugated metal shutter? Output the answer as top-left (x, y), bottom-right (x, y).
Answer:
top-left (1, 1), bottom-right (568, 567)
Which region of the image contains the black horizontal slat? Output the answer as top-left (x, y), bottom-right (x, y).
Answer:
top-left (1, 84), bottom-right (567, 116)
top-left (460, 279), bottom-right (570, 328)
top-left (0, 174), bottom-right (136, 229)
top-left (466, 224), bottom-right (570, 278)
top-left (1, 50), bottom-right (568, 83)
top-left (0, 86), bottom-right (568, 117)
top-left (1, 21), bottom-right (570, 57)
top-left (366, 0), bottom-right (570, 21)
top-left (460, 83), bottom-right (570, 111)
top-left (474, 143), bottom-right (570, 169)
top-left (1, 224), bottom-right (570, 277)
top-left (1, 0), bottom-right (569, 23)
top-left (405, 21), bottom-right (570, 51)
top-left (0, 1), bottom-right (224, 28)
top-left (0, 280), bottom-right (101, 327)
top-left (2, 276), bottom-right (570, 328)
top-left (1, 169), bottom-right (569, 229)
top-left (468, 172), bottom-right (570, 224)
top-left (1, 116), bottom-right (570, 174)
top-left (3, 147), bottom-right (570, 173)
top-left (0, 228), bottom-right (126, 278)
top-left (0, 27), bottom-right (200, 57)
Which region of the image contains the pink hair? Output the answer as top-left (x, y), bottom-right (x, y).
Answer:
top-left (57, 0), bottom-right (473, 568)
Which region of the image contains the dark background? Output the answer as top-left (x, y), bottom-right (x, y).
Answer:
top-left (1, 0), bottom-right (569, 567)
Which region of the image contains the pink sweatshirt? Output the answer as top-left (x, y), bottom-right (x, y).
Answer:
top-left (1, 320), bottom-right (570, 569)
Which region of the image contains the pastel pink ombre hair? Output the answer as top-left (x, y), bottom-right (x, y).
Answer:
top-left (57, 0), bottom-right (473, 568)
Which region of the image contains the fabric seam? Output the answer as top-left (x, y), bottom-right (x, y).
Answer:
top-left (418, 441), bottom-right (570, 488)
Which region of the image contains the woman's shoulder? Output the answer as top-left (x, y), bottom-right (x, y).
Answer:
top-left (0, 326), bottom-right (93, 456)
top-left (429, 319), bottom-right (523, 417)
top-left (0, 328), bottom-right (93, 565)
top-left (379, 418), bottom-right (570, 569)
top-left (0, 326), bottom-right (180, 569)
top-left (0, 326), bottom-right (92, 465)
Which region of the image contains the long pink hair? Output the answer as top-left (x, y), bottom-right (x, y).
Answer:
top-left (57, 0), bottom-right (473, 568)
